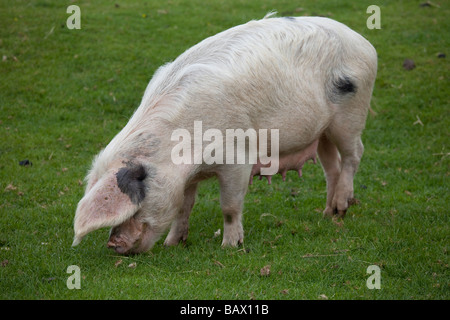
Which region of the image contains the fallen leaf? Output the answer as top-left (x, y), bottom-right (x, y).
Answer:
top-left (403, 59), bottom-right (416, 70)
top-left (4, 184), bottom-right (17, 191)
top-left (419, 1), bottom-right (440, 8)
top-left (128, 262), bottom-right (137, 268)
top-left (43, 277), bottom-right (56, 283)
top-left (114, 259), bottom-right (123, 267)
top-left (332, 218), bottom-right (344, 227)
top-left (318, 294), bottom-right (328, 300)
top-left (260, 265), bottom-right (271, 276)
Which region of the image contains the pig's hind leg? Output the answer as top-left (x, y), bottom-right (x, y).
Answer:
top-left (325, 99), bottom-right (368, 218)
top-left (217, 165), bottom-right (252, 247)
top-left (164, 183), bottom-right (198, 246)
top-left (318, 133), bottom-right (341, 217)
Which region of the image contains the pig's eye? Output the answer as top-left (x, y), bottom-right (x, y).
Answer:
top-left (116, 164), bottom-right (147, 204)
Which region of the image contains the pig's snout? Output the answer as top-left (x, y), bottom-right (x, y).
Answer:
top-left (107, 218), bottom-right (142, 255)
top-left (107, 217), bottom-right (157, 255)
top-left (107, 235), bottom-right (131, 255)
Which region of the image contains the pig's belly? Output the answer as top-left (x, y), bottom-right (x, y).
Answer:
top-left (253, 105), bottom-right (329, 157)
top-left (250, 139), bottom-right (319, 184)
top-left (246, 100), bottom-right (329, 184)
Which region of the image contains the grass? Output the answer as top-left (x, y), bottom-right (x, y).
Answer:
top-left (0, 0), bottom-right (448, 300)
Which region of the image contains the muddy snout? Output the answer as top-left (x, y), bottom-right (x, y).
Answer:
top-left (107, 233), bottom-right (132, 255)
top-left (107, 216), bottom-right (144, 255)
top-left (107, 216), bottom-right (157, 255)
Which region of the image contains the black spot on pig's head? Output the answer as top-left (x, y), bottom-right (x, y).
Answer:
top-left (116, 163), bottom-right (150, 205)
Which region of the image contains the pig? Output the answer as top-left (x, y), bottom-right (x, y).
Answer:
top-left (72, 14), bottom-right (377, 255)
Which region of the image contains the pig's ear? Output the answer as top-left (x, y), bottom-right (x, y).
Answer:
top-left (72, 171), bottom-right (140, 246)
top-left (115, 164), bottom-right (148, 205)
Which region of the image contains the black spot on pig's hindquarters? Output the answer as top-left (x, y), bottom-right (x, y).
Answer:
top-left (328, 75), bottom-right (357, 104)
top-left (116, 164), bottom-right (148, 205)
top-left (335, 76), bottom-right (356, 94)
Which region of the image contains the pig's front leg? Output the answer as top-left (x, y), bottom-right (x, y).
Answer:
top-left (164, 183), bottom-right (198, 246)
top-left (217, 165), bottom-right (252, 247)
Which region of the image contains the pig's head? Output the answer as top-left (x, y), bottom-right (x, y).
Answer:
top-left (72, 131), bottom-right (185, 255)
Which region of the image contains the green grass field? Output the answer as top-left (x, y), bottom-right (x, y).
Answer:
top-left (0, 0), bottom-right (448, 300)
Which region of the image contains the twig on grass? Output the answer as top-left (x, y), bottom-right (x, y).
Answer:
top-left (213, 260), bottom-right (225, 268)
top-left (432, 152), bottom-right (449, 157)
top-left (300, 247), bottom-right (364, 259)
top-left (259, 213), bottom-right (277, 220)
top-left (44, 26), bottom-right (55, 39)
top-left (301, 252), bottom-right (348, 258)
top-left (413, 115), bottom-right (424, 126)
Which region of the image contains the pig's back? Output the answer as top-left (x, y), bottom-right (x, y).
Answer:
top-left (138, 16), bottom-right (375, 149)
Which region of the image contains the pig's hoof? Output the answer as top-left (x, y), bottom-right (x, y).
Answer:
top-left (335, 208), bottom-right (347, 218)
top-left (323, 207), bottom-right (346, 219)
top-left (348, 197), bottom-right (360, 206)
top-left (323, 206), bottom-right (334, 218)
top-left (221, 223), bottom-right (244, 247)
top-left (221, 239), bottom-right (243, 248)
top-left (221, 234), bottom-right (244, 247)
top-left (163, 233), bottom-right (188, 247)
top-left (323, 197), bottom-right (359, 219)
top-left (163, 238), bottom-right (187, 247)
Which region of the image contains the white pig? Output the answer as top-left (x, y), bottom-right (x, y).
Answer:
top-left (73, 14), bottom-right (377, 254)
